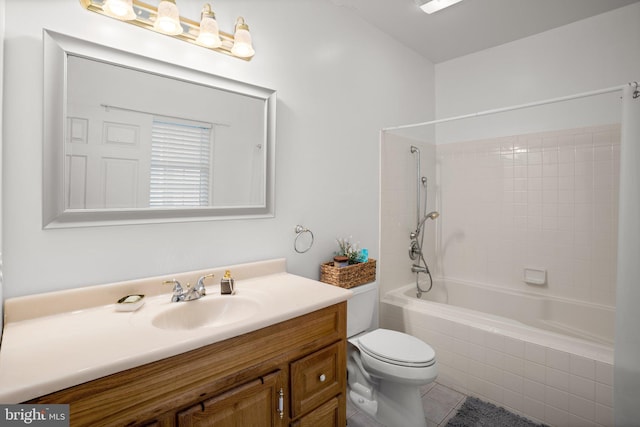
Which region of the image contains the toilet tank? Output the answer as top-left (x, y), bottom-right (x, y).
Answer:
top-left (347, 281), bottom-right (378, 337)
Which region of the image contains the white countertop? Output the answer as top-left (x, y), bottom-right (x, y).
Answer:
top-left (0, 259), bottom-right (352, 403)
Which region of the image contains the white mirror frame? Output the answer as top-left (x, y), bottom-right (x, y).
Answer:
top-left (43, 29), bottom-right (276, 228)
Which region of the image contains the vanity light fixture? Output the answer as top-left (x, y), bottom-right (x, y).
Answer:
top-left (79, 0), bottom-right (255, 60)
top-left (417, 0), bottom-right (464, 14)
top-left (195, 3), bottom-right (222, 48)
top-left (231, 17), bottom-right (255, 58)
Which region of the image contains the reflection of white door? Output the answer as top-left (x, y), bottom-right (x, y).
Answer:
top-left (66, 106), bottom-right (151, 209)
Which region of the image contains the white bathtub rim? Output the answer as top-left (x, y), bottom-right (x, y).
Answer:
top-left (420, 276), bottom-right (615, 345)
top-left (383, 283), bottom-right (614, 365)
top-left (432, 276), bottom-right (615, 311)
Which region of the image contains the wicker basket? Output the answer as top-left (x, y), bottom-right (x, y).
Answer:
top-left (320, 259), bottom-right (376, 289)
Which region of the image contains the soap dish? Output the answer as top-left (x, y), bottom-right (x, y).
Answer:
top-left (115, 294), bottom-right (145, 312)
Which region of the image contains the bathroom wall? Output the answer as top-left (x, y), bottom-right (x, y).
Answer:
top-left (1, 0), bottom-right (435, 298)
top-left (435, 3), bottom-right (640, 124)
top-left (437, 124), bottom-right (620, 306)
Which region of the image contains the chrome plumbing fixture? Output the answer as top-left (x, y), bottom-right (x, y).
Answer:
top-left (409, 240), bottom-right (421, 260)
top-left (409, 145), bottom-right (439, 298)
top-left (163, 273), bottom-right (215, 302)
top-left (411, 264), bottom-right (429, 274)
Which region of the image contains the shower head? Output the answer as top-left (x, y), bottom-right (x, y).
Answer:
top-left (415, 211), bottom-right (440, 235)
top-left (410, 145), bottom-right (420, 154)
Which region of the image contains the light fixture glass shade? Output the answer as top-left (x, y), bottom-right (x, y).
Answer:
top-left (196, 4), bottom-right (222, 48)
top-left (153, 0), bottom-right (183, 35)
top-left (103, 0), bottom-right (136, 20)
top-left (231, 17), bottom-right (255, 58)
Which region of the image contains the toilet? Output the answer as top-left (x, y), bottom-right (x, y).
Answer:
top-left (347, 282), bottom-right (437, 427)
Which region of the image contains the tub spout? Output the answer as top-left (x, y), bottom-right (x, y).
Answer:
top-left (412, 264), bottom-right (429, 274)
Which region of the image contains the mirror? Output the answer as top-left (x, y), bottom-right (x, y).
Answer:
top-left (43, 30), bottom-right (276, 228)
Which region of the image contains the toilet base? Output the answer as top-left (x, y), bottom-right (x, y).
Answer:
top-left (348, 380), bottom-right (427, 427)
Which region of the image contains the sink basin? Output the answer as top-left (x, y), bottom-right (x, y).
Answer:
top-left (151, 296), bottom-right (260, 331)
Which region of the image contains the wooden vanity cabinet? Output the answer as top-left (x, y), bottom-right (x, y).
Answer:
top-left (28, 303), bottom-right (347, 427)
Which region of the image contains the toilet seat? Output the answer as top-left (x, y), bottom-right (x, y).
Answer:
top-left (356, 329), bottom-right (436, 367)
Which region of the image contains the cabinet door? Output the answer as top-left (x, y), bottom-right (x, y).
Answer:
top-left (177, 370), bottom-right (285, 427)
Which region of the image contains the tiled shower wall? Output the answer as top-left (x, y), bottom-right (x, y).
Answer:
top-left (437, 124), bottom-right (620, 306)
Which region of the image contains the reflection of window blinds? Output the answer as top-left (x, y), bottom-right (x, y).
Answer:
top-left (150, 117), bottom-right (212, 207)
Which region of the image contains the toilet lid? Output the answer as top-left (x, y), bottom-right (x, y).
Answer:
top-left (358, 329), bottom-right (436, 367)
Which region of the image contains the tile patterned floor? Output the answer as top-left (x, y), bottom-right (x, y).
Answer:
top-left (346, 382), bottom-right (467, 427)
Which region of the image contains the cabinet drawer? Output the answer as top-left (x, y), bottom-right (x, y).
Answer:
top-left (290, 396), bottom-right (339, 427)
top-left (290, 341), bottom-right (345, 418)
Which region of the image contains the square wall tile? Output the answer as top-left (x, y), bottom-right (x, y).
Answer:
top-left (547, 348), bottom-right (571, 372)
top-left (569, 394), bottom-right (595, 421)
top-left (546, 367), bottom-right (569, 391)
top-left (525, 361), bottom-right (546, 383)
top-left (595, 403), bottom-right (614, 427)
top-left (525, 343), bottom-right (546, 364)
top-left (524, 379), bottom-right (545, 402)
top-left (545, 386), bottom-right (569, 411)
top-left (595, 362), bottom-right (614, 386)
top-left (569, 374), bottom-right (595, 401)
top-left (570, 355), bottom-right (596, 380)
top-left (545, 404), bottom-right (569, 427)
top-left (595, 382), bottom-right (613, 407)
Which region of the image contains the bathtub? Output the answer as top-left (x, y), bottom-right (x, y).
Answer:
top-left (380, 280), bottom-right (615, 427)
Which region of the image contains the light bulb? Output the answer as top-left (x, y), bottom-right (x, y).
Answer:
top-left (103, 0), bottom-right (136, 20)
top-left (196, 4), bottom-right (222, 48)
top-left (231, 17), bottom-right (255, 58)
top-left (153, 0), bottom-right (183, 35)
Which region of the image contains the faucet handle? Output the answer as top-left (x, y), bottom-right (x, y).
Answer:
top-left (196, 273), bottom-right (215, 295)
top-left (162, 279), bottom-right (184, 302)
top-left (162, 279), bottom-right (182, 289)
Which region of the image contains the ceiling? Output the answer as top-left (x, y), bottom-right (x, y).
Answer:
top-left (329, 0), bottom-right (640, 63)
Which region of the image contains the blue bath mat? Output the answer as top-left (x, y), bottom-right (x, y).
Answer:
top-left (446, 397), bottom-right (548, 427)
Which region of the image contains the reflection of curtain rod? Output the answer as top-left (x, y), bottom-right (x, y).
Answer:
top-left (100, 103), bottom-right (230, 127)
top-left (383, 83), bottom-right (629, 132)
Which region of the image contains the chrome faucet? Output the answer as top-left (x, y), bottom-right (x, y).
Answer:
top-left (163, 273), bottom-right (214, 302)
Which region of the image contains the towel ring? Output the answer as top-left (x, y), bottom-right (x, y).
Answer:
top-left (294, 225), bottom-right (314, 254)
